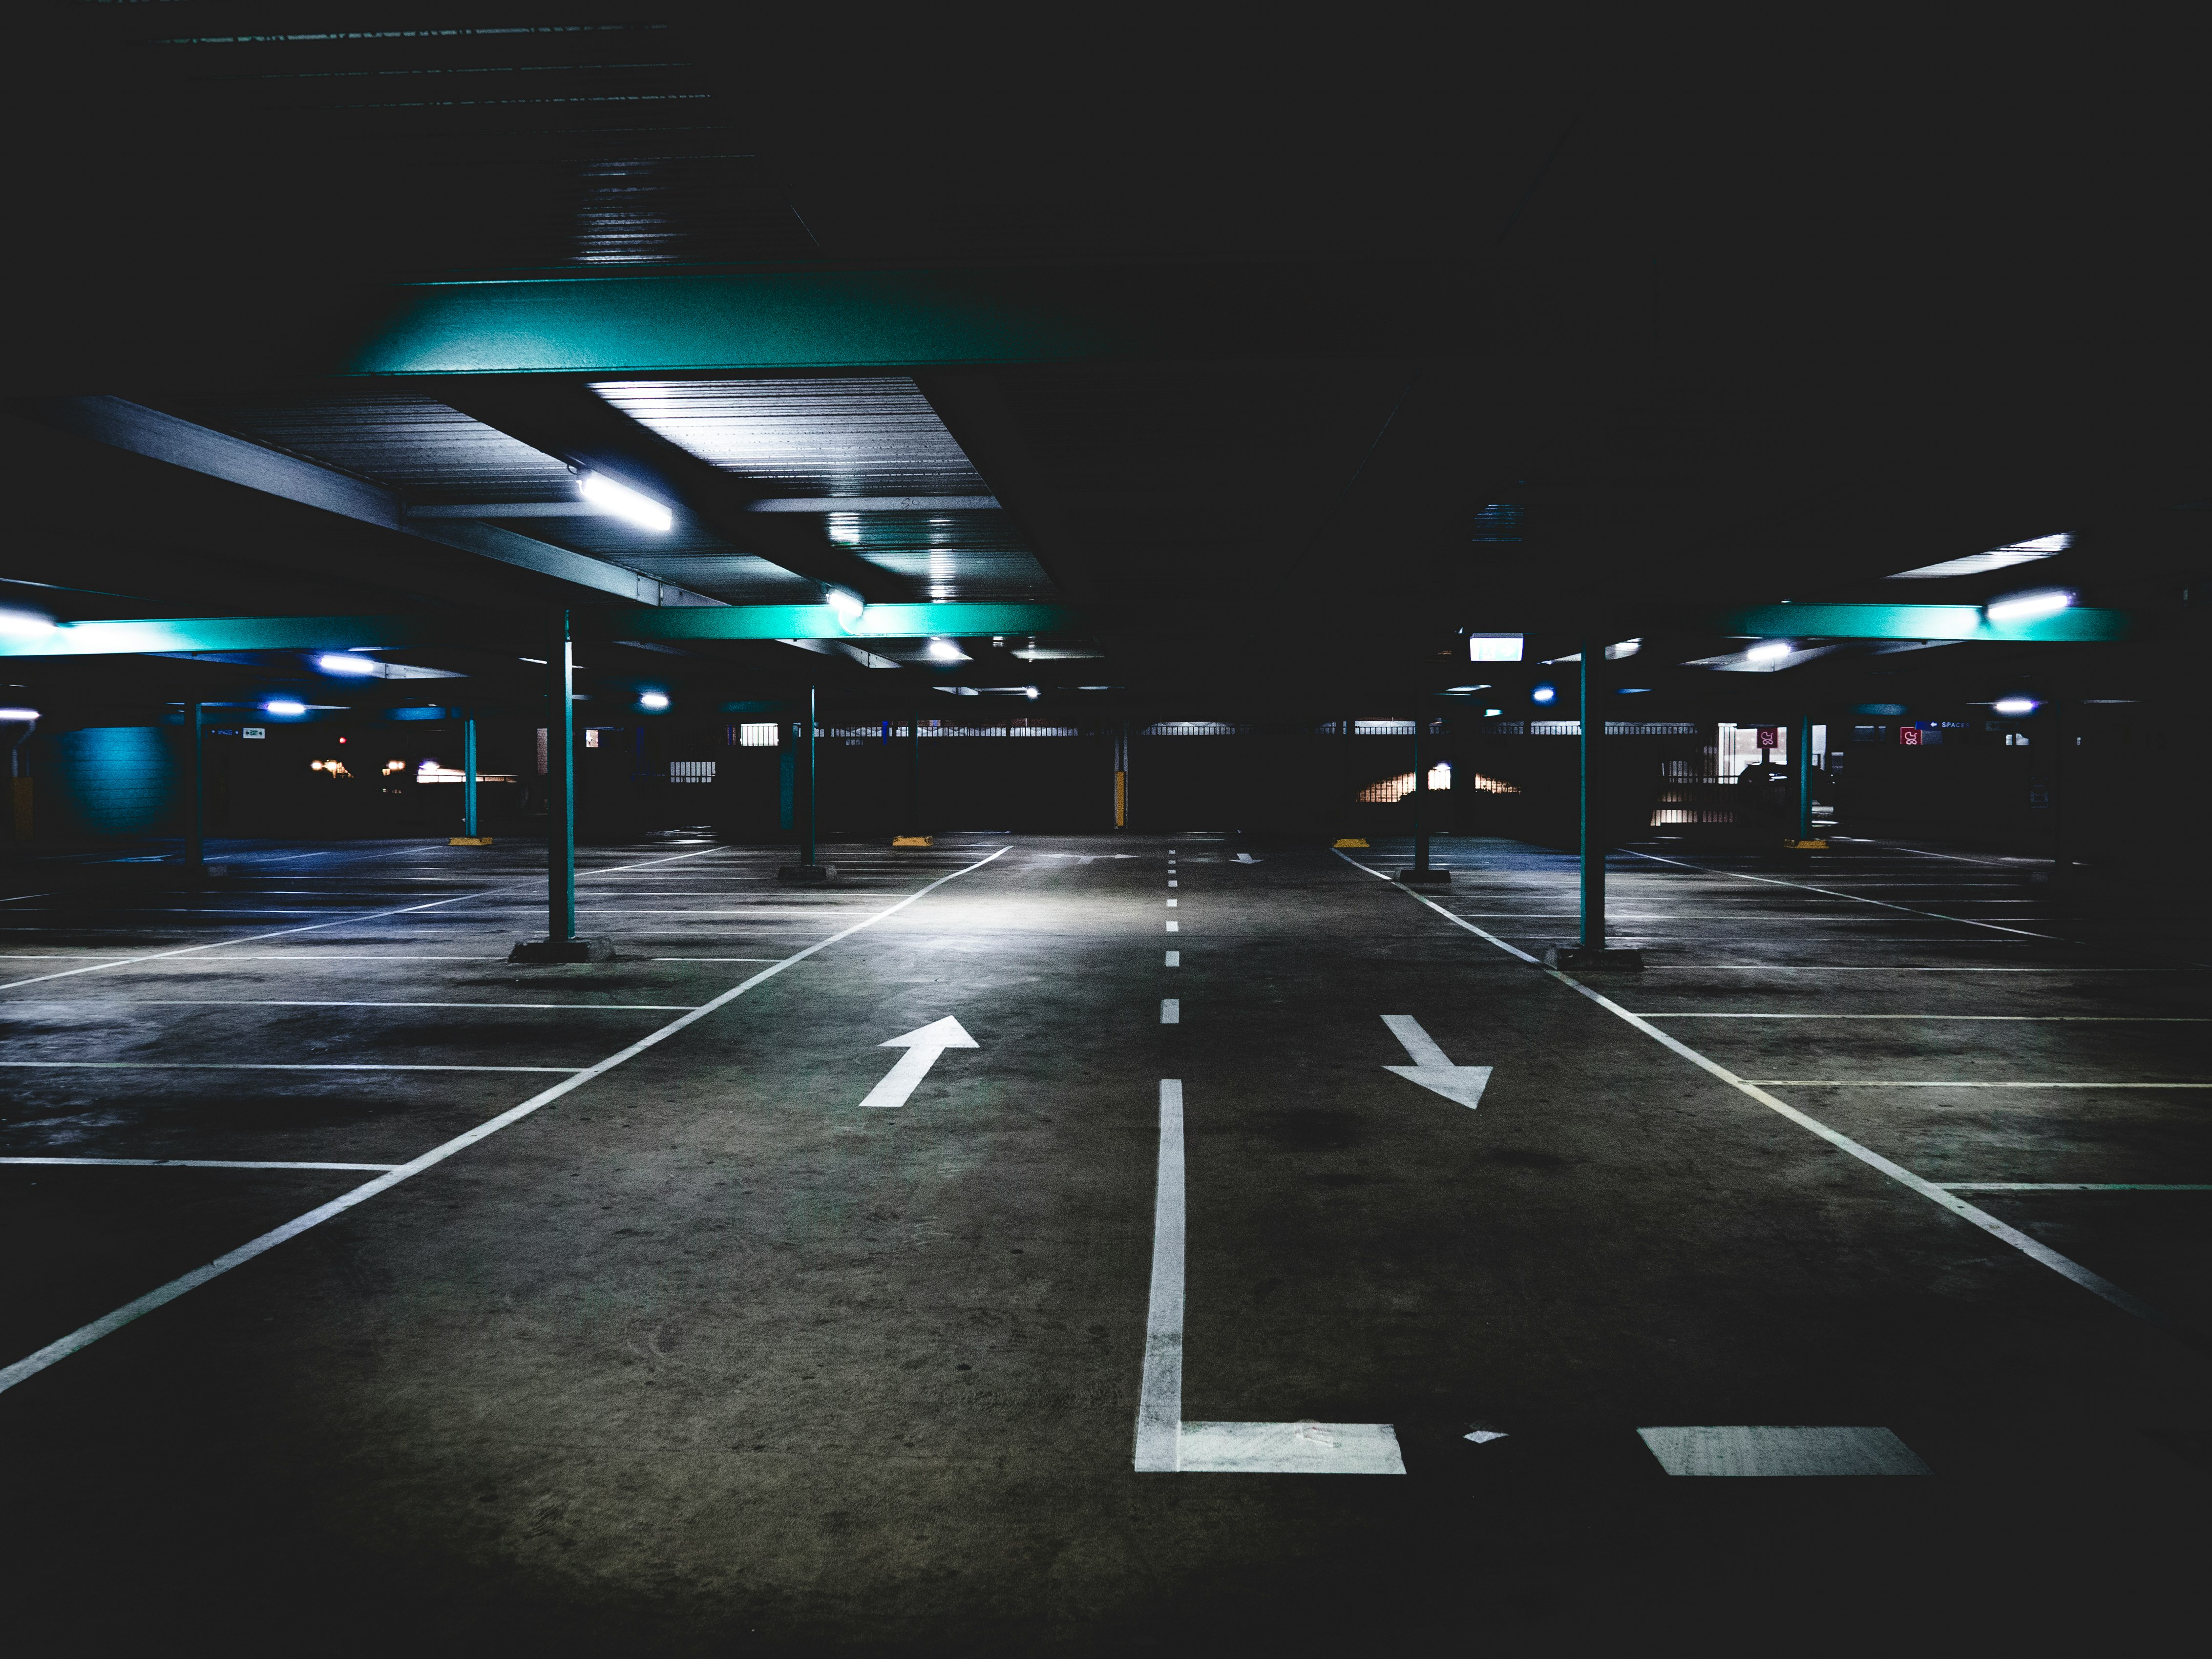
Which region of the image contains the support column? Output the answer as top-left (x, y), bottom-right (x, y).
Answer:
top-left (893, 706), bottom-right (928, 846)
top-left (510, 610), bottom-right (608, 960)
top-left (1792, 715), bottom-right (1816, 846)
top-left (779, 682), bottom-right (834, 882)
top-left (183, 700), bottom-right (206, 881)
top-left (462, 711), bottom-right (482, 840)
top-left (1400, 693), bottom-right (1447, 885)
top-left (1545, 643), bottom-right (1640, 970)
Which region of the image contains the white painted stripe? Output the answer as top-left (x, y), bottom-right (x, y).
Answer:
top-left (1336, 848), bottom-right (2170, 1326)
top-left (1161, 998), bottom-right (1180, 1025)
top-left (1624, 849), bottom-right (2065, 942)
top-left (0, 844), bottom-right (1012, 1398)
top-left (1165, 898), bottom-right (1177, 907)
top-left (1938, 1183), bottom-right (2212, 1192)
top-left (0, 1062), bottom-right (582, 1073)
top-left (1643, 966), bottom-right (2178, 973)
top-left (1167, 880), bottom-right (1178, 888)
top-left (1136, 1080), bottom-right (1186, 1472)
top-left (1635, 1013), bottom-right (2209, 1022)
top-left (647, 958), bottom-right (782, 963)
top-left (118, 999), bottom-right (699, 1011)
top-left (1745, 1080), bottom-right (2212, 1089)
top-left (1638, 1426), bottom-right (1929, 1476)
top-left (1177, 1421), bottom-right (1407, 1475)
top-left (1165, 951), bottom-right (1180, 966)
top-left (0, 1157), bottom-right (401, 1171)
top-left (1165, 921), bottom-right (1179, 933)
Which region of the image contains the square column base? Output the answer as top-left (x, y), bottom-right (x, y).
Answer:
top-left (777, 863), bottom-right (838, 883)
top-left (1397, 869), bottom-right (1452, 887)
top-left (509, 937), bottom-right (614, 964)
top-left (1543, 945), bottom-right (1644, 971)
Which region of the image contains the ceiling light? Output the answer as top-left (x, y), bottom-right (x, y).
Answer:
top-left (1617, 687), bottom-right (1652, 693)
top-left (1605, 638), bottom-right (1642, 659)
top-left (1025, 686), bottom-right (1040, 700)
top-left (317, 653), bottom-right (379, 675)
top-left (265, 699), bottom-right (307, 716)
top-left (0, 610), bottom-right (57, 637)
top-left (1984, 588), bottom-right (2073, 624)
top-left (0, 706), bottom-right (38, 720)
top-left (639, 691), bottom-right (670, 711)
top-left (930, 586), bottom-right (953, 599)
top-left (1469, 634), bottom-right (1524, 663)
top-left (927, 638), bottom-right (968, 663)
top-left (1992, 696), bottom-right (2039, 716)
top-left (1890, 532), bottom-right (2070, 580)
top-left (1445, 684), bottom-right (1492, 693)
top-left (1484, 708), bottom-right (1503, 716)
top-left (1746, 641), bottom-right (1793, 662)
top-left (578, 472), bottom-right (674, 532)
top-left (823, 587), bottom-right (866, 630)
top-left (1531, 684), bottom-right (1557, 703)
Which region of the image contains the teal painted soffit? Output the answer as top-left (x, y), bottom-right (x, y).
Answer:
top-left (1716, 603), bottom-right (2129, 643)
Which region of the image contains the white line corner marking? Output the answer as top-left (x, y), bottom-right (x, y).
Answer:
top-left (1134, 1079), bottom-right (1405, 1475)
top-left (1381, 1015), bottom-right (1492, 1111)
top-left (858, 1016), bottom-right (979, 1110)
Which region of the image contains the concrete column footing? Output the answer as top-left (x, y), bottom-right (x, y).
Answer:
top-left (1543, 945), bottom-right (1644, 971)
top-left (778, 863), bottom-right (838, 883)
top-left (509, 937), bottom-right (615, 964)
top-left (1397, 869), bottom-right (1452, 887)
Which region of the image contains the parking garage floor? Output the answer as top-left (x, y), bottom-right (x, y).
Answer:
top-left (1, 831), bottom-right (2206, 1651)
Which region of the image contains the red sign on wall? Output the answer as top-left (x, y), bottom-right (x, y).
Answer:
top-left (1899, 726), bottom-right (1923, 746)
top-left (1757, 726), bottom-right (1778, 749)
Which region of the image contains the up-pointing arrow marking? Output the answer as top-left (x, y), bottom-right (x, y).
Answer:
top-left (1232, 852), bottom-right (1262, 863)
top-left (859, 1016), bottom-right (979, 1110)
top-left (1380, 1015), bottom-right (1491, 1110)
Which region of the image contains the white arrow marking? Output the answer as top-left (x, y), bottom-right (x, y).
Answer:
top-left (1465, 1429), bottom-right (1508, 1445)
top-left (859, 1016), bottom-right (979, 1109)
top-left (1232, 852), bottom-right (1262, 863)
top-left (1381, 1015), bottom-right (1492, 1110)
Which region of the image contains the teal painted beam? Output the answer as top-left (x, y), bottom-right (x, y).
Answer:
top-left (1716, 603), bottom-right (2128, 643)
top-left (342, 264), bottom-right (1436, 377)
top-left (599, 603), bottom-right (1079, 642)
top-left (0, 603), bottom-right (1081, 657)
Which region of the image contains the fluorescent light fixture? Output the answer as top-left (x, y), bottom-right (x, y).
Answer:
top-left (1531, 684), bottom-right (1557, 703)
top-left (1746, 641), bottom-right (1793, 662)
top-left (1445, 684), bottom-right (1491, 693)
top-left (1469, 634), bottom-right (1525, 663)
top-left (1605, 638), bottom-right (1642, 660)
top-left (1025, 686), bottom-right (1040, 700)
top-left (317, 653), bottom-right (379, 676)
top-left (265, 699), bottom-right (307, 716)
top-left (0, 610), bottom-right (57, 637)
top-left (1984, 588), bottom-right (2073, 624)
top-left (1890, 532), bottom-right (2070, 580)
top-left (1484, 707), bottom-right (1503, 716)
top-left (1992, 696), bottom-right (2039, 716)
top-left (638, 691), bottom-right (671, 711)
top-left (0, 706), bottom-right (38, 720)
top-left (823, 586), bottom-right (866, 630)
top-left (1617, 687), bottom-right (1652, 693)
top-left (926, 638), bottom-right (968, 663)
top-left (578, 472), bottom-right (674, 532)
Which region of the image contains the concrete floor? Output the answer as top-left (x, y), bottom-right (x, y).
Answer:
top-left (0, 830), bottom-right (2205, 1651)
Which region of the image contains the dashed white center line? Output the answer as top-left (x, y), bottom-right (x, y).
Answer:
top-left (1161, 999), bottom-right (1180, 1024)
top-left (1165, 951), bottom-right (1180, 966)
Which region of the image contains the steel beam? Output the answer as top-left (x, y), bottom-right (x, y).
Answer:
top-left (1714, 603), bottom-right (2128, 643)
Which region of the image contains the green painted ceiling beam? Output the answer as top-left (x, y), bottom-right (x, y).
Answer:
top-left (0, 604), bottom-right (1081, 657)
top-left (1716, 603), bottom-right (2128, 643)
top-left (343, 265), bottom-right (1433, 377)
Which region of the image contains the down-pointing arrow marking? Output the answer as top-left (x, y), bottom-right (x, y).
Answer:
top-left (1380, 1015), bottom-right (1492, 1110)
top-left (858, 1016), bottom-right (980, 1110)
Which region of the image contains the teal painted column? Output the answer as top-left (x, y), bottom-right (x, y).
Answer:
top-left (801, 683), bottom-right (818, 865)
top-left (549, 615), bottom-right (576, 942)
top-left (184, 700), bottom-right (205, 878)
top-left (1795, 716), bottom-right (1813, 840)
top-left (462, 710), bottom-right (479, 839)
top-left (1578, 650), bottom-right (1603, 949)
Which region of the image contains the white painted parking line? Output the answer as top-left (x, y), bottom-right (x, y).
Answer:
top-left (1643, 966), bottom-right (2180, 973)
top-left (1745, 1079), bottom-right (2212, 1089)
top-left (1133, 1078), bottom-right (1403, 1475)
top-left (1167, 880), bottom-right (1178, 888)
top-left (0, 1157), bottom-right (402, 1171)
top-left (1624, 849), bottom-right (2065, 942)
top-left (1165, 951), bottom-right (1180, 966)
top-left (1338, 849), bottom-right (2172, 1326)
top-left (1637, 1426), bottom-right (1930, 1476)
top-left (649, 958), bottom-right (783, 963)
top-left (123, 1000), bottom-right (700, 1011)
top-left (0, 844), bottom-right (1013, 1399)
top-left (1637, 1013), bottom-right (2210, 1022)
top-left (1161, 999), bottom-right (1180, 1024)
top-left (1165, 921), bottom-right (1179, 932)
top-left (0, 1062), bottom-right (583, 1073)
top-left (1165, 899), bottom-right (1177, 907)
top-left (1937, 1183), bottom-right (2212, 1192)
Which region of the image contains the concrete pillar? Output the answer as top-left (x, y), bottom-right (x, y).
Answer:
top-left (1579, 651), bottom-right (1602, 947)
top-left (183, 701), bottom-right (205, 879)
top-left (549, 616), bottom-right (576, 942)
top-left (462, 711), bottom-right (479, 839)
